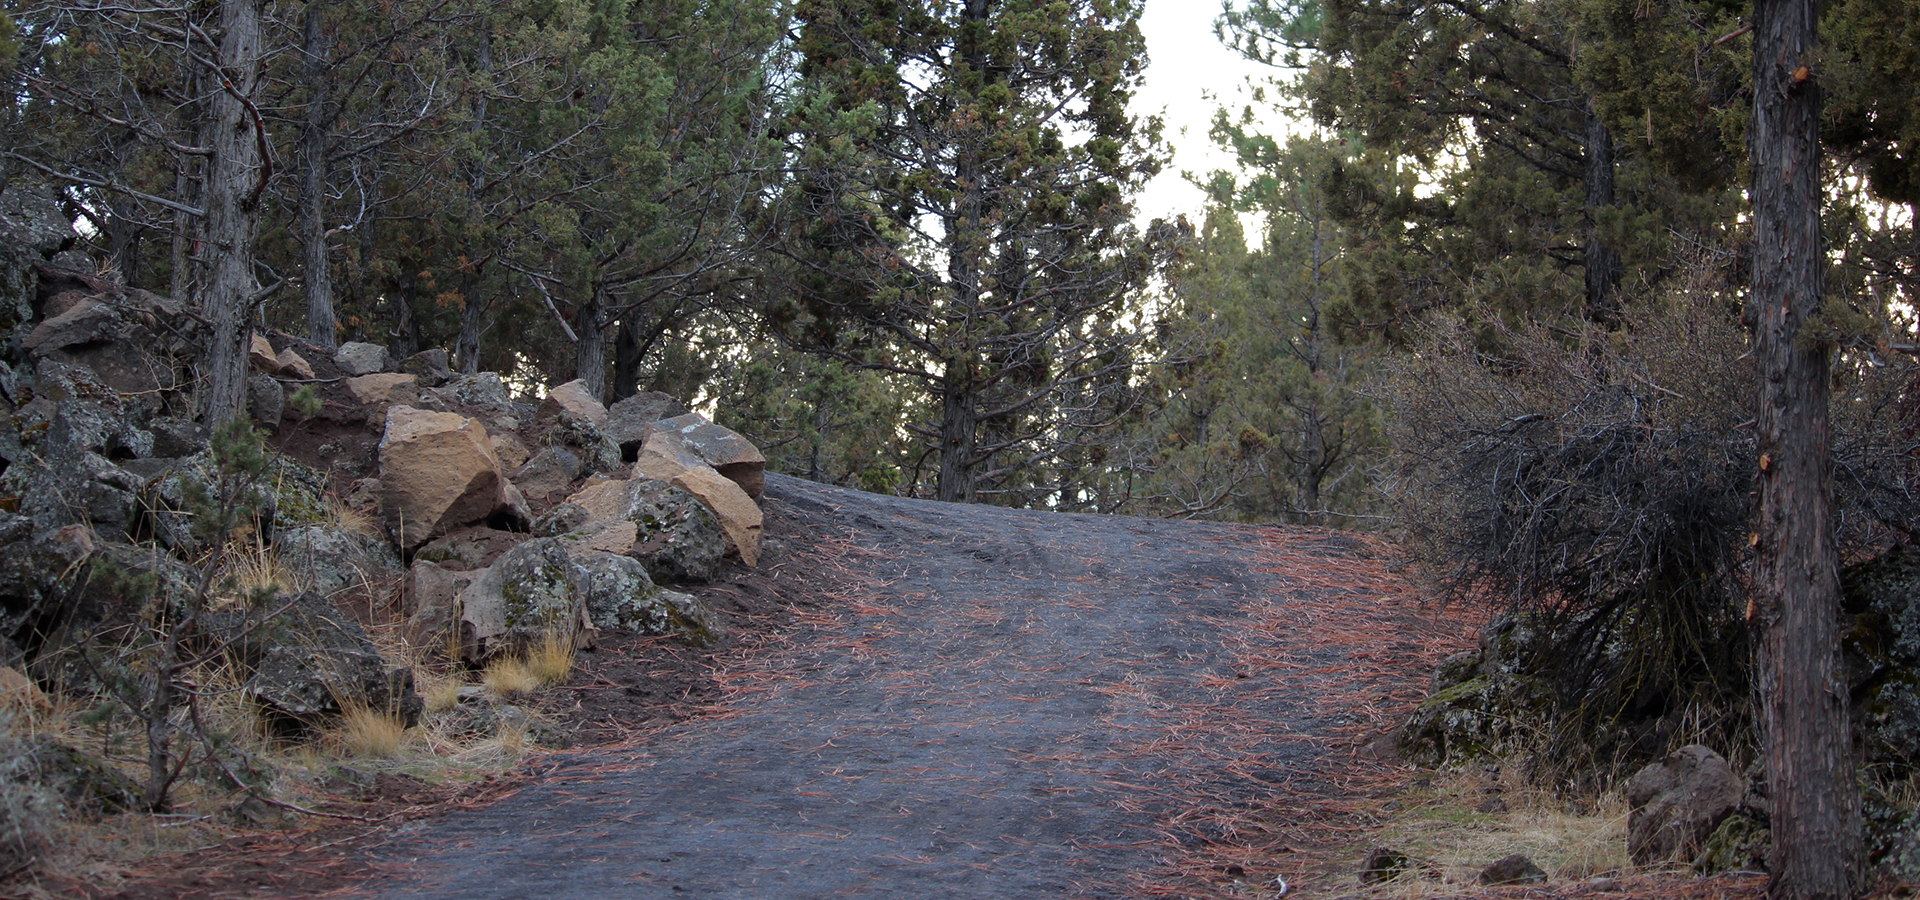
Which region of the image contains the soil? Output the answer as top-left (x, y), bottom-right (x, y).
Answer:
top-left (26, 475), bottom-right (1771, 900)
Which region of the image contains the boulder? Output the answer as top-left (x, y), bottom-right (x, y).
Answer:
top-left (510, 446), bottom-right (585, 506)
top-left (22, 297), bottom-right (124, 354)
top-left (605, 391), bottom-right (691, 460)
top-left (649, 413), bottom-right (767, 498)
top-left (636, 429), bottom-right (761, 566)
top-left (531, 502), bottom-right (591, 537)
top-left (1359, 847), bottom-right (1416, 884)
top-left (415, 526), bottom-right (526, 571)
top-left (16, 735), bottom-right (142, 813)
top-left (249, 334), bottom-right (281, 373)
top-left (277, 348), bottom-right (316, 380)
top-left (346, 373), bottom-right (420, 406)
top-left (454, 538), bottom-right (592, 663)
top-left (1479, 854), bottom-right (1547, 885)
top-left (248, 372), bottom-right (283, 428)
top-left (573, 550), bottom-right (721, 644)
top-left (490, 431), bottom-right (533, 472)
top-left (1, 181), bottom-right (73, 331)
top-left (376, 406), bottom-right (514, 550)
top-left (1626, 745), bottom-right (1745, 866)
top-left (333, 341), bottom-right (394, 376)
top-left (0, 517), bottom-right (97, 648)
top-left (1397, 672), bottom-right (1549, 768)
top-left (399, 349), bottom-right (455, 386)
top-left (274, 525), bottom-right (403, 601)
top-left (208, 590), bottom-right (422, 731)
top-left (537, 379), bottom-right (609, 430)
top-left (563, 478), bottom-right (725, 583)
top-left (403, 559), bottom-right (479, 645)
top-left (435, 372), bottom-right (514, 411)
top-left (556, 520), bottom-right (637, 555)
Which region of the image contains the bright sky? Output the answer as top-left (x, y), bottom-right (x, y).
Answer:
top-left (1131, 0), bottom-right (1293, 226)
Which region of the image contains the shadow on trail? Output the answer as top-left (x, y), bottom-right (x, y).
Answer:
top-left (348, 474), bottom-right (1430, 899)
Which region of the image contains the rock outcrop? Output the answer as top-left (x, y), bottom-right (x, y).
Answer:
top-left (1625, 745), bottom-right (1745, 866)
top-left (377, 406), bottom-right (524, 550)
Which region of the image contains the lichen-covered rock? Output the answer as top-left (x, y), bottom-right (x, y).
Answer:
top-left (275, 525), bottom-right (402, 600)
top-left (248, 373), bottom-right (284, 429)
top-left (1694, 811), bottom-right (1769, 874)
top-left (455, 538), bottom-right (591, 663)
top-left (574, 550), bottom-right (721, 644)
top-left (636, 438), bottom-right (762, 566)
top-left (510, 446), bottom-right (585, 506)
top-left (0, 181), bottom-right (73, 331)
top-left (563, 478), bottom-right (725, 584)
top-left (1397, 672), bottom-right (1548, 768)
top-left (205, 590), bottom-right (422, 732)
top-left (15, 735), bottom-right (142, 814)
top-left (1479, 854), bottom-right (1547, 885)
top-left (531, 502), bottom-right (591, 537)
top-left (1626, 745), bottom-right (1745, 866)
top-left (435, 372), bottom-right (514, 411)
top-left (0, 517), bottom-right (96, 650)
top-left (415, 526), bottom-right (525, 571)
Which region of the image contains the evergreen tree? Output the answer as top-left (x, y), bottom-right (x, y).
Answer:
top-left (773, 0), bottom-right (1163, 504)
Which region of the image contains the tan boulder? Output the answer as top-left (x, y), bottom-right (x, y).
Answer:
top-left (558, 520), bottom-right (637, 556)
top-left (377, 406), bottom-right (513, 550)
top-left (277, 348), bottom-right (316, 380)
top-left (635, 436), bottom-right (761, 567)
top-left (249, 334), bottom-right (281, 374)
top-left (537, 379), bottom-right (609, 430)
top-left (346, 373), bottom-right (420, 405)
top-left (648, 413), bottom-right (766, 498)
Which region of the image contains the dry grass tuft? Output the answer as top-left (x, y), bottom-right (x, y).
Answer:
top-left (330, 705), bottom-right (412, 758)
top-left (324, 495), bottom-right (379, 537)
top-left (481, 657), bottom-right (542, 700)
top-left (525, 633), bottom-right (575, 686)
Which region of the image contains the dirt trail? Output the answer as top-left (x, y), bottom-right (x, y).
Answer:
top-left (341, 474), bottom-right (1461, 899)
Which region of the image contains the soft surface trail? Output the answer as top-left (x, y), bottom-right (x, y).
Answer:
top-left (347, 475), bottom-right (1434, 899)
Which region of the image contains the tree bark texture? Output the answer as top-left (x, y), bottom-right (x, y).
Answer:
top-left (936, 365), bottom-right (978, 504)
top-left (1583, 102), bottom-right (1622, 327)
top-left (1750, 1), bottom-right (1863, 897)
top-left (300, 0), bottom-right (338, 349)
top-left (198, 0), bottom-right (266, 426)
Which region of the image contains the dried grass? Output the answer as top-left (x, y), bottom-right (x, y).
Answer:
top-left (329, 706), bottom-right (412, 758)
top-left (481, 658), bottom-right (542, 701)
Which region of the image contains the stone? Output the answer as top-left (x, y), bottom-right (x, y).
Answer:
top-left (561, 478), bottom-right (725, 584)
top-left (510, 446), bottom-right (585, 506)
top-left (248, 372), bottom-right (284, 428)
top-left (377, 406), bottom-right (514, 550)
top-left (404, 560), bottom-right (478, 645)
top-left (573, 550), bottom-right (721, 644)
top-left (1, 183), bottom-right (73, 333)
top-left (275, 525), bottom-right (403, 601)
top-left (1359, 847), bottom-right (1415, 884)
top-left (1693, 811), bottom-right (1769, 875)
top-left (333, 341), bottom-right (394, 376)
top-left (1397, 672), bottom-right (1550, 768)
top-left (636, 429), bottom-right (761, 565)
top-left (249, 334), bottom-right (281, 373)
top-left (399, 349), bottom-right (454, 386)
top-left (537, 379), bottom-right (609, 430)
top-left (1479, 854), bottom-right (1547, 885)
top-left (1431, 650), bottom-right (1481, 693)
top-left (1626, 745), bottom-right (1745, 865)
top-left (21, 299), bottom-right (173, 398)
top-left (0, 666), bottom-right (48, 712)
top-left (0, 517), bottom-right (98, 649)
top-left (415, 526), bottom-right (526, 571)
top-left (454, 538), bottom-right (592, 663)
top-left (490, 432), bottom-right (532, 472)
top-left (346, 373), bottom-right (420, 406)
top-left (650, 413), bottom-right (766, 498)
top-left (605, 391), bottom-right (691, 459)
top-left (531, 502), bottom-right (591, 537)
top-left (435, 372), bottom-right (514, 411)
top-left (18, 735), bottom-right (142, 813)
top-left (22, 297), bottom-right (123, 353)
top-left (277, 348), bottom-right (316, 380)
top-left (557, 520), bottom-right (637, 556)
top-left (206, 590), bottom-right (423, 731)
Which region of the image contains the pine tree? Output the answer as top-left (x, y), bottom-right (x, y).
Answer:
top-left (774, 0), bottom-right (1163, 504)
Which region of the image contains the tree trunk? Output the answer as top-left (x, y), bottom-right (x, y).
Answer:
top-left (300, 0), bottom-right (338, 349)
top-left (197, 0), bottom-right (266, 426)
top-left (574, 283), bottom-right (608, 402)
top-left (1750, 2), bottom-right (1863, 898)
top-left (1583, 101), bottom-right (1622, 328)
top-left (936, 364), bottom-right (978, 503)
top-left (612, 316), bottom-right (642, 402)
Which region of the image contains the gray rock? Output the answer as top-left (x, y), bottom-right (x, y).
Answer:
top-left (566, 478), bottom-right (725, 584)
top-left (0, 517), bottom-right (97, 649)
top-left (248, 372), bottom-right (284, 429)
top-left (455, 538), bottom-right (591, 663)
top-left (650, 413), bottom-right (766, 498)
top-left (605, 391), bottom-right (691, 460)
top-left (531, 502), bottom-right (591, 538)
top-left (1359, 847), bottom-right (1416, 884)
top-left (1397, 672), bottom-right (1548, 768)
top-left (16, 735), bottom-right (142, 813)
top-left (415, 527), bottom-right (525, 571)
top-left (435, 372), bottom-right (513, 411)
top-left (399, 349), bottom-right (454, 386)
top-left (1479, 854), bottom-right (1547, 885)
top-left (206, 589), bottom-right (422, 732)
top-left (274, 525), bottom-right (403, 601)
top-left (574, 551), bottom-right (721, 645)
top-left (333, 341), bottom-right (394, 376)
top-left (0, 182), bottom-right (73, 332)
top-left (1626, 745), bottom-right (1745, 865)
top-left (510, 446), bottom-right (585, 506)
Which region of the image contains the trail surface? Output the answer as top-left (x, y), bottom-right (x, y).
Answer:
top-left (346, 474), bottom-right (1447, 899)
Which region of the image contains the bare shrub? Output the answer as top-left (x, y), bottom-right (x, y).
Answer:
top-left (1384, 284), bottom-right (1918, 769)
